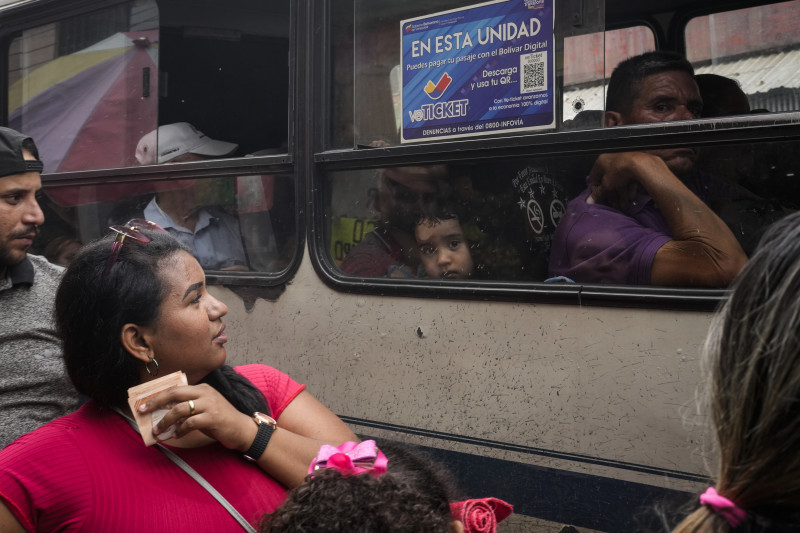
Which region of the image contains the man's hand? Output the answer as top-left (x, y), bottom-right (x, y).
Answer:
top-left (587, 152), bottom-right (663, 211)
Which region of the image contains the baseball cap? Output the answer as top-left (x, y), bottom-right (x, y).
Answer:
top-left (135, 122), bottom-right (238, 164)
top-left (0, 127), bottom-right (43, 178)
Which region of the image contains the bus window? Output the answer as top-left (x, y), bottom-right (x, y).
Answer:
top-left (33, 172), bottom-right (296, 274)
top-left (332, 0), bottom-right (606, 149)
top-left (8, 0), bottom-right (159, 173)
top-left (563, 25), bottom-right (655, 126)
top-left (156, 0), bottom-right (290, 156)
top-left (686, 0), bottom-right (800, 113)
top-left (7, 0), bottom-right (291, 173)
top-left (327, 156), bottom-right (587, 282)
top-left (327, 139), bottom-right (797, 285)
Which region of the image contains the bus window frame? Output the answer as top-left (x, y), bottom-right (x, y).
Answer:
top-left (2, 0), bottom-right (799, 308)
top-left (0, 0), bottom-right (305, 288)
top-left (305, 0), bottom-right (800, 311)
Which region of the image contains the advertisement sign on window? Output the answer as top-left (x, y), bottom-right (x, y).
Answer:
top-left (401, 0), bottom-right (555, 143)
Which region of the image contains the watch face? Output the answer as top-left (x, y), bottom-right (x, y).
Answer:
top-left (254, 412), bottom-right (277, 427)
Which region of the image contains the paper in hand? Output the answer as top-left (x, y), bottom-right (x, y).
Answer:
top-left (127, 371), bottom-right (188, 446)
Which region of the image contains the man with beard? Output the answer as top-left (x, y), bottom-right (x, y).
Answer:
top-left (340, 166), bottom-right (443, 277)
top-left (548, 52), bottom-right (748, 287)
top-left (0, 127), bottom-right (78, 447)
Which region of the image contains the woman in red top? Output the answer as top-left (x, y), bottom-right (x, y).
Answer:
top-left (0, 223), bottom-right (357, 532)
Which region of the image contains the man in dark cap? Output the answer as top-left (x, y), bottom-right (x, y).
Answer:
top-left (0, 126), bottom-right (79, 448)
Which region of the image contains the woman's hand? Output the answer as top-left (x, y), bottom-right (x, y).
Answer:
top-left (138, 386), bottom-right (358, 489)
top-left (137, 384), bottom-right (255, 453)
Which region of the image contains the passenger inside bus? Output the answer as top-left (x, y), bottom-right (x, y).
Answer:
top-left (339, 165), bottom-right (444, 277)
top-left (415, 204), bottom-right (475, 280)
top-left (134, 122), bottom-right (250, 271)
top-left (694, 74), bottom-right (751, 117)
top-left (549, 51), bottom-right (750, 287)
top-left (694, 74), bottom-right (789, 255)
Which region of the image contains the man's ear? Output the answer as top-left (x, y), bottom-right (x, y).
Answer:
top-left (121, 323), bottom-right (154, 363)
top-left (605, 110), bottom-right (623, 126)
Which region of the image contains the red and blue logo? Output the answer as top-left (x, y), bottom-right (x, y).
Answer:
top-left (424, 72), bottom-right (452, 100)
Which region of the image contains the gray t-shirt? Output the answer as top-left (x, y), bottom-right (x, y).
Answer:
top-left (0, 254), bottom-right (79, 448)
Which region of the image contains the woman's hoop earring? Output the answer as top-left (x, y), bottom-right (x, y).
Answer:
top-left (145, 357), bottom-right (159, 377)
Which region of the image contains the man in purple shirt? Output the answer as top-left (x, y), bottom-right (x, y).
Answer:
top-left (548, 51), bottom-right (747, 287)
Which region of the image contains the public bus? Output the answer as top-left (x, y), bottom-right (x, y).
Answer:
top-left (2, 0), bottom-right (799, 530)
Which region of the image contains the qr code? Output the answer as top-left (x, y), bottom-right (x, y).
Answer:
top-left (520, 52), bottom-right (547, 93)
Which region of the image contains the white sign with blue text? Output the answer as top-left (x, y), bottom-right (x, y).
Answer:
top-left (401, 0), bottom-right (555, 143)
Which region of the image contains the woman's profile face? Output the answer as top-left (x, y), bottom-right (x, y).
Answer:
top-left (144, 250), bottom-right (229, 383)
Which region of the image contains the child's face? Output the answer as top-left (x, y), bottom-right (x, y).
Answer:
top-left (415, 218), bottom-right (473, 279)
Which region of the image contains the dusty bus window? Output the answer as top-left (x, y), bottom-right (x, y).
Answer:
top-left (8, 0), bottom-right (290, 174)
top-left (686, 0), bottom-right (800, 114)
top-left (155, 0), bottom-right (290, 157)
top-left (34, 173), bottom-right (296, 274)
top-left (331, 0), bottom-right (604, 149)
top-left (326, 157), bottom-right (590, 282)
top-left (562, 25), bottom-right (655, 127)
top-left (8, 0), bottom-right (159, 173)
top-left (326, 140), bottom-right (797, 286)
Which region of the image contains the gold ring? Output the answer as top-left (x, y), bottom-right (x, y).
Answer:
top-left (188, 399), bottom-right (196, 416)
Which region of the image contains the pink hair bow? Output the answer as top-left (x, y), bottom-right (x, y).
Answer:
top-left (450, 498), bottom-right (513, 533)
top-left (699, 487), bottom-right (746, 527)
top-left (308, 440), bottom-right (388, 478)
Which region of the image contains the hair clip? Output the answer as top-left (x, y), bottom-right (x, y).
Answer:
top-left (308, 440), bottom-right (388, 478)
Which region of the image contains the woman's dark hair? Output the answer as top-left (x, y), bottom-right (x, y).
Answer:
top-left (260, 442), bottom-right (457, 532)
top-left (55, 229), bottom-right (267, 414)
top-left (671, 211), bottom-right (800, 533)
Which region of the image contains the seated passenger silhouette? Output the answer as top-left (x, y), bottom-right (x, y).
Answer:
top-left (135, 122), bottom-right (248, 271)
top-left (694, 73), bottom-right (789, 255)
top-left (339, 165), bottom-right (443, 278)
top-left (694, 73), bottom-right (750, 117)
top-left (549, 52), bottom-right (748, 287)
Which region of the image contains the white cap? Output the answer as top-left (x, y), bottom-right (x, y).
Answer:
top-left (135, 122), bottom-right (238, 164)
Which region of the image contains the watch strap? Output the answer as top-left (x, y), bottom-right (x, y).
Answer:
top-left (243, 419), bottom-right (274, 461)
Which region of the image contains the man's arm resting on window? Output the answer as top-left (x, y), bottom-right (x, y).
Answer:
top-left (589, 152), bottom-right (747, 287)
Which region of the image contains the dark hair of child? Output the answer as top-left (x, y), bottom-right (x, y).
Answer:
top-left (259, 442), bottom-right (459, 533)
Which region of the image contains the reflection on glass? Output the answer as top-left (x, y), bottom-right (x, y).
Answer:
top-left (343, 0), bottom-right (605, 148)
top-left (329, 141), bottom-right (798, 286)
top-left (328, 159), bottom-right (584, 281)
top-left (686, 0), bottom-right (800, 113)
top-left (562, 26), bottom-right (655, 126)
top-left (33, 174), bottom-right (295, 274)
top-left (8, 0), bottom-right (159, 173)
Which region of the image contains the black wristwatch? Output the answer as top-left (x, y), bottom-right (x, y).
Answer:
top-left (243, 412), bottom-right (277, 462)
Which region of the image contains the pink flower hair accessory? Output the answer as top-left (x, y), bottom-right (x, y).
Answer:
top-left (308, 440), bottom-right (388, 478)
top-left (450, 498), bottom-right (513, 533)
top-left (699, 487), bottom-right (746, 528)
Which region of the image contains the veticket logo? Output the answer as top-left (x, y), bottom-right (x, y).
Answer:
top-left (424, 72), bottom-right (452, 100)
top-left (404, 23), bottom-right (413, 33)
